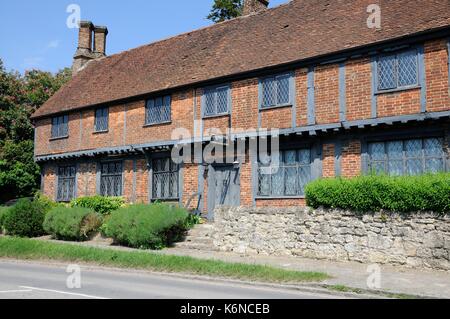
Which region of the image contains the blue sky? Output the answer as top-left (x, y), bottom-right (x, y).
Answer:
top-left (0, 0), bottom-right (287, 74)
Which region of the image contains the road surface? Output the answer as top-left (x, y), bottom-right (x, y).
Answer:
top-left (0, 260), bottom-right (342, 299)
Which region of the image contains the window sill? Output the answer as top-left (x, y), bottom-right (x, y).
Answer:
top-left (143, 121), bottom-right (172, 128)
top-left (202, 113), bottom-right (230, 119)
top-left (259, 104), bottom-right (293, 111)
top-left (93, 130), bottom-right (109, 135)
top-left (49, 136), bottom-right (69, 141)
top-left (256, 196), bottom-right (306, 200)
top-left (375, 85), bottom-right (421, 95)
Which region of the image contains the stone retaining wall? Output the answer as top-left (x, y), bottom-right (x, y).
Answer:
top-left (213, 207), bottom-right (450, 271)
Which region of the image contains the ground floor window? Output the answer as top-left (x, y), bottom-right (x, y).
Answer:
top-left (152, 157), bottom-right (179, 200)
top-left (368, 137), bottom-right (446, 176)
top-left (100, 161), bottom-right (123, 196)
top-left (258, 148), bottom-right (312, 197)
top-left (57, 165), bottom-right (76, 202)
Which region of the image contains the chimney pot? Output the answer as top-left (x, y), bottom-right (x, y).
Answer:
top-left (93, 26), bottom-right (108, 57)
top-left (243, 0), bottom-right (269, 15)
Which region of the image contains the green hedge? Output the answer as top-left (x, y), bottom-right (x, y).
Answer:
top-left (3, 198), bottom-right (47, 237)
top-left (103, 203), bottom-right (190, 249)
top-left (0, 206), bottom-right (10, 233)
top-left (43, 206), bottom-right (103, 241)
top-left (305, 173), bottom-right (450, 214)
top-left (70, 196), bottom-right (125, 215)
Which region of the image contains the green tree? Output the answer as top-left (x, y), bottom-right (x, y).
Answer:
top-left (0, 58), bottom-right (71, 203)
top-left (207, 0), bottom-right (243, 23)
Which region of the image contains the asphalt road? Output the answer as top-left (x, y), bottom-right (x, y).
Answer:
top-left (0, 260), bottom-right (341, 299)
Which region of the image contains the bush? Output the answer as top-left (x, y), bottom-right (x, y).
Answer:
top-left (33, 192), bottom-right (61, 212)
top-left (103, 203), bottom-right (189, 249)
top-left (43, 206), bottom-right (102, 241)
top-left (305, 173), bottom-right (450, 214)
top-left (70, 196), bottom-right (125, 215)
top-left (0, 206), bottom-right (10, 233)
top-left (3, 198), bottom-right (46, 237)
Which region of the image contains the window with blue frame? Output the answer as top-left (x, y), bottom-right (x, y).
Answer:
top-left (203, 85), bottom-right (230, 117)
top-left (57, 165), bottom-right (76, 202)
top-left (100, 161), bottom-right (123, 197)
top-left (377, 49), bottom-right (419, 91)
top-left (51, 115), bottom-right (69, 138)
top-left (258, 148), bottom-right (312, 197)
top-left (145, 95), bottom-right (171, 125)
top-left (152, 157), bottom-right (179, 200)
top-left (368, 137), bottom-right (446, 176)
top-left (94, 107), bottom-right (109, 132)
top-left (260, 73), bottom-right (291, 108)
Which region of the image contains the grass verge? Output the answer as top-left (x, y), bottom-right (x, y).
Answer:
top-left (327, 284), bottom-right (419, 299)
top-left (0, 237), bottom-right (329, 284)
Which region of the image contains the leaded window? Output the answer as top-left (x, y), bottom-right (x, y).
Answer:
top-left (51, 115), bottom-right (69, 138)
top-left (258, 149), bottom-right (312, 197)
top-left (57, 166), bottom-right (76, 202)
top-left (377, 49), bottom-right (418, 91)
top-left (145, 95), bottom-right (171, 125)
top-left (260, 73), bottom-right (291, 108)
top-left (203, 85), bottom-right (230, 117)
top-left (95, 107), bottom-right (109, 132)
top-left (100, 162), bottom-right (123, 197)
top-left (152, 157), bottom-right (179, 200)
top-left (368, 137), bottom-right (446, 176)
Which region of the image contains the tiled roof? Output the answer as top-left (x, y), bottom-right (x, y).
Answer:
top-left (32, 0), bottom-right (450, 119)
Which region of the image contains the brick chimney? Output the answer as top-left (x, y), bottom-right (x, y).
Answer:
top-left (243, 0), bottom-right (269, 15)
top-left (72, 21), bottom-right (108, 75)
top-left (93, 26), bottom-right (108, 57)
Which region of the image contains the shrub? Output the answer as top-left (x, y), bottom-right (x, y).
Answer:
top-left (33, 191), bottom-right (61, 212)
top-left (3, 198), bottom-right (46, 237)
top-left (70, 196), bottom-right (125, 215)
top-left (103, 203), bottom-right (189, 249)
top-left (0, 206), bottom-right (10, 233)
top-left (43, 206), bottom-right (102, 241)
top-left (305, 173), bottom-right (450, 214)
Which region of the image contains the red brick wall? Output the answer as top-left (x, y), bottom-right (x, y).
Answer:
top-left (231, 78), bottom-right (259, 130)
top-left (346, 58), bottom-right (372, 121)
top-left (183, 163), bottom-right (199, 209)
top-left (425, 39), bottom-right (449, 112)
top-left (135, 159), bottom-right (148, 203)
top-left (76, 162), bottom-right (97, 197)
top-left (295, 68), bottom-right (309, 127)
top-left (41, 163), bottom-right (57, 200)
top-left (322, 143), bottom-right (335, 178)
top-left (341, 140), bottom-right (361, 178)
top-left (377, 89), bottom-right (421, 117)
top-left (315, 64), bottom-right (340, 124)
top-left (260, 107), bottom-right (292, 130)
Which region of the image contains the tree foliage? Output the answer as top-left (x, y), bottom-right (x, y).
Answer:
top-left (207, 0), bottom-right (243, 23)
top-left (0, 58), bottom-right (71, 203)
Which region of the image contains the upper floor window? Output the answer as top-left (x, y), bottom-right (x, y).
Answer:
top-left (100, 161), bottom-right (123, 197)
top-left (145, 95), bottom-right (171, 125)
top-left (152, 157), bottom-right (179, 200)
top-left (260, 73), bottom-right (292, 109)
top-left (377, 49), bottom-right (418, 91)
top-left (203, 85), bottom-right (231, 117)
top-left (94, 107), bottom-right (109, 132)
top-left (56, 165), bottom-right (76, 202)
top-left (51, 115), bottom-right (69, 139)
top-left (368, 137), bottom-right (446, 176)
top-left (258, 148), bottom-right (312, 197)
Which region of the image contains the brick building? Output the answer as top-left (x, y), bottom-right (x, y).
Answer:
top-left (32, 0), bottom-right (450, 220)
